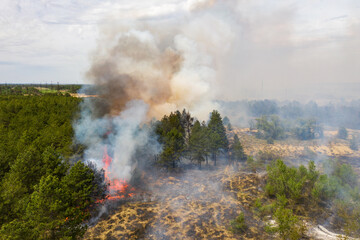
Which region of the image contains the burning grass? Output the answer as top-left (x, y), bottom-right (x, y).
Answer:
top-left (96, 147), bottom-right (136, 204)
top-left (84, 167), bottom-right (270, 239)
top-left (85, 163), bottom-right (360, 239)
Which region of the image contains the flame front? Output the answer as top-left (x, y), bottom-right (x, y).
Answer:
top-left (98, 147), bottom-right (135, 203)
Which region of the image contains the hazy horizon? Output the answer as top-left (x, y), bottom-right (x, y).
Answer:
top-left (1, 0), bottom-right (359, 102)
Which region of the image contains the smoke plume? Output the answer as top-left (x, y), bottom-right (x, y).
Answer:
top-left (84, 0), bottom-right (244, 119)
top-left (74, 0), bottom-right (241, 181)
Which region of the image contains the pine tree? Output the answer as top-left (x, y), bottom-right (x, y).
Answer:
top-left (155, 111), bottom-right (185, 168)
top-left (230, 134), bottom-right (246, 163)
top-left (160, 128), bottom-right (185, 168)
top-left (207, 110), bottom-right (229, 166)
top-left (180, 109), bottom-right (194, 146)
top-left (201, 121), bottom-right (211, 166)
top-left (189, 120), bottom-right (207, 169)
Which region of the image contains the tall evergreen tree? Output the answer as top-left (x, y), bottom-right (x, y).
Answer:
top-left (189, 120), bottom-right (207, 169)
top-left (201, 121), bottom-right (211, 166)
top-left (155, 111), bottom-right (186, 168)
top-left (230, 134), bottom-right (246, 163)
top-left (160, 128), bottom-right (185, 168)
top-left (207, 110), bottom-right (229, 166)
top-left (180, 109), bottom-right (194, 146)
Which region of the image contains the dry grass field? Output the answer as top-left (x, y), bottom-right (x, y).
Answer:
top-left (84, 127), bottom-right (360, 240)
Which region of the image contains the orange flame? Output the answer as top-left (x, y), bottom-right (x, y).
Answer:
top-left (97, 147), bottom-right (135, 203)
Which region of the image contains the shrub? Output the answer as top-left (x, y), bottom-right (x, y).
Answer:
top-left (253, 198), bottom-right (274, 217)
top-left (254, 115), bottom-right (285, 141)
top-left (265, 160), bottom-right (319, 202)
top-left (293, 119), bottom-right (323, 140)
top-left (246, 156), bottom-right (263, 172)
top-left (230, 212), bottom-right (247, 233)
top-left (265, 195), bottom-right (306, 240)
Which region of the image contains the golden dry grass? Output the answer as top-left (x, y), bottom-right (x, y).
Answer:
top-left (85, 127), bottom-right (360, 239)
top-left (84, 167), bottom-right (269, 240)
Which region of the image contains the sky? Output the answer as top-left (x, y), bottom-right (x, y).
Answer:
top-left (0, 0), bottom-right (359, 101)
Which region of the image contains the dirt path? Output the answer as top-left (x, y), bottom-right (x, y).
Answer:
top-left (307, 224), bottom-right (359, 240)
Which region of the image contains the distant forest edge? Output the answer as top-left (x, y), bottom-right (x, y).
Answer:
top-left (0, 84), bottom-right (82, 95)
top-left (2, 84), bottom-right (360, 130)
top-left (219, 99), bottom-right (360, 130)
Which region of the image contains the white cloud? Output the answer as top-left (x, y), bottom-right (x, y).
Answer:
top-left (0, 0), bottom-right (185, 83)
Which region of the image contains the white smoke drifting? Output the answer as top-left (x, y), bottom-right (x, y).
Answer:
top-left (74, 0), bottom-right (242, 180)
top-left (74, 99), bottom-right (159, 181)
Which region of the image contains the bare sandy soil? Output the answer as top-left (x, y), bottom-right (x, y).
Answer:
top-left (70, 93), bottom-right (98, 98)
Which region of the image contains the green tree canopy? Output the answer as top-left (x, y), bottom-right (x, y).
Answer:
top-left (189, 120), bottom-right (207, 169)
top-left (0, 95), bottom-right (106, 239)
top-left (230, 134), bottom-right (247, 163)
top-left (254, 115), bottom-right (285, 142)
top-left (207, 110), bottom-right (229, 166)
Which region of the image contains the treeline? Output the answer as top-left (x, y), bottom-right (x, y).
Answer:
top-left (0, 95), bottom-right (105, 239)
top-left (0, 84), bottom-right (82, 95)
top-left (153, 109), bottom-right (246, 169)
top-left (250, 115), bottom-right (359, 149)
top-left (251, 115), bottom-right (325, 143)
top-left (220, 99), bottom-right (360, 130)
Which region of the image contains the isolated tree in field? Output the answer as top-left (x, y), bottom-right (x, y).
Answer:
top-left (223, 116), bottom-right (230, 126)
top-left (254, 115), bottom-right (285, 142)
top-left (337, 127), bottom-right (348, 140)
top-left (230, 134), bottom-right (246, 163)
top-left (208, 110), bottom-right (229, 166)
top-left (189, 120), bottom-right (207, 169)
top-left (293, 119), bottom-right (323, 140)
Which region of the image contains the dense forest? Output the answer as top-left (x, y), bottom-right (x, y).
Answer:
top-left (0, 94), bottom-right (105, 239)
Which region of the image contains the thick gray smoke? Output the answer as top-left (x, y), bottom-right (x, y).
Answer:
top-left (84, 0), bottom-right (247, 120)
top-left (74, 0), bottom-right (241, 180)
top-left (86, 24), bottom-right (217, 119)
